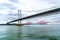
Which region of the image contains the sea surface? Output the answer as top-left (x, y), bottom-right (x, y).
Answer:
top-left (0, 24), bottom-right (60, 40)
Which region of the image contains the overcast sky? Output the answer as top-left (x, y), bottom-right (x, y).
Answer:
top-left (0, 0), bottom-right (59, 14)
top-left (0, 0), bottom-right (60, 23)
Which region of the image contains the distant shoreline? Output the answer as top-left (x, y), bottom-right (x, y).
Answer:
top-left (0, 24), bottom-right (16, 25)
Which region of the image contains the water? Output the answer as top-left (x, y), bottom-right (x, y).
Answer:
top-left (0, 24), bottom-right (60, 40)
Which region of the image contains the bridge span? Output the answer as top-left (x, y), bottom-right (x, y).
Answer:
top-left (6, 8), bottom-right (60, 24)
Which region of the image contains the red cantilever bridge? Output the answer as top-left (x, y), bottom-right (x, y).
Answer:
top-left (6, 7), bottom-right (60, 24)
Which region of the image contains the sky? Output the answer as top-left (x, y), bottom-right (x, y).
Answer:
top-left (0, 0), bottom-right (60, 24)
top-left (0, 0), bottom-right (59, 14)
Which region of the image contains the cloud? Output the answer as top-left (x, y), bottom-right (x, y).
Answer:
top-left (9, 0), bottom-right (19, 3)
top-left (0, 0), bottom-right (8, 3)
top-left (0, 0), bottom-right (55, 14)
top-left (18, 0), bottom-right (55, 10)
top-left (0, 9), bottom-right (9, 14)
top-left (43, 0), bottom-right (60, 6)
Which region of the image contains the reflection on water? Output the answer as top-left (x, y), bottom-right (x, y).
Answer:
top-left (0, 24), bottom-right (60, 40)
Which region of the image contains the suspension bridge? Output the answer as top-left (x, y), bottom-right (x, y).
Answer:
top-left (6, 7), bottom-right (60, 25)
